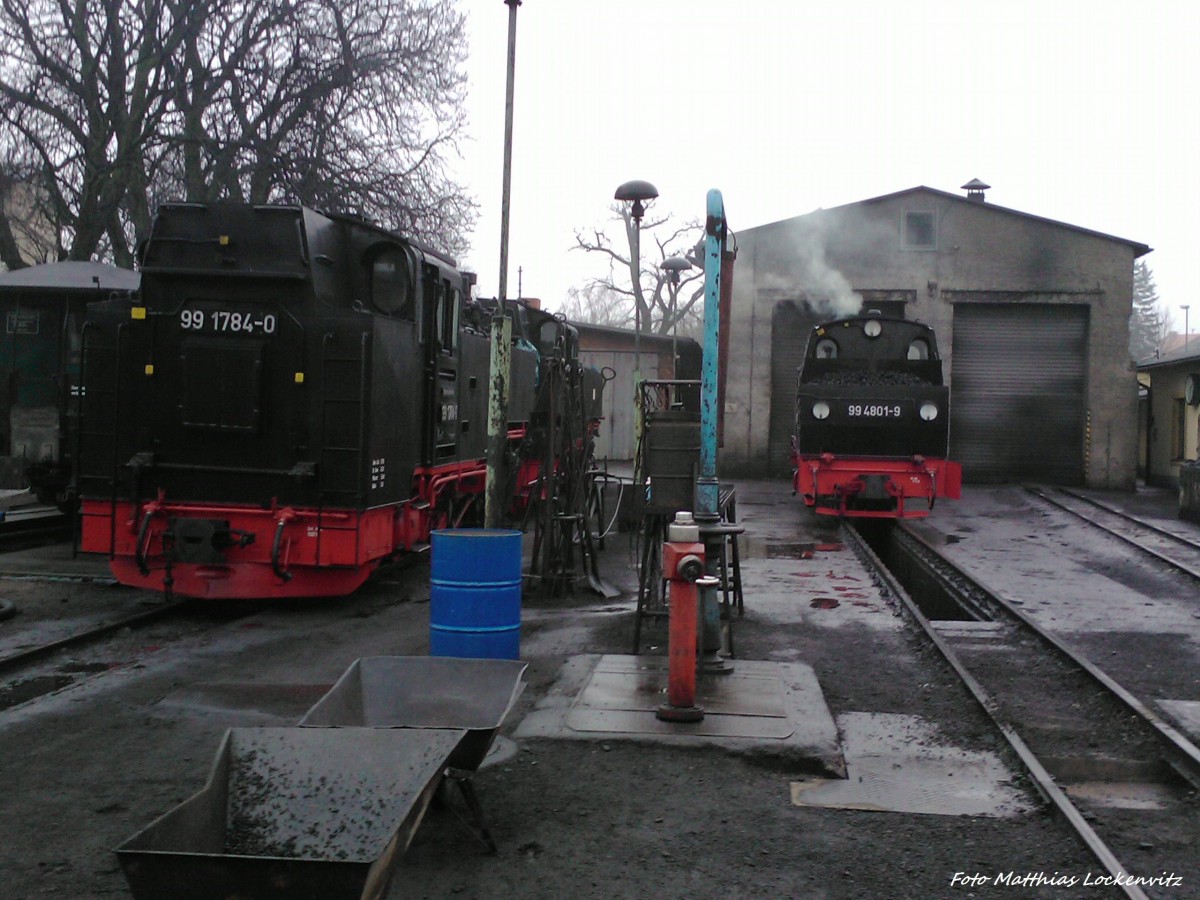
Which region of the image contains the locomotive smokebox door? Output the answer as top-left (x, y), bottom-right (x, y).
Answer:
top-left (166, 518), bottom-right (236, 565)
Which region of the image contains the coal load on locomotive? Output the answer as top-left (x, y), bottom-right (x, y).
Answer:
top-left (76, 202), bottom-right (598, 599)
top-left (791, 313), bottom-right (961, 518)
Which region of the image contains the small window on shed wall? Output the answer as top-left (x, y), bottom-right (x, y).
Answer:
top-left (1172, 397), bottom-right (1187, 460)
top-left (903, 211), bottom-right (936, 249)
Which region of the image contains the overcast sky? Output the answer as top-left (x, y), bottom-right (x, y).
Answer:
top-left (451, 0), bottom-right (1198, 329)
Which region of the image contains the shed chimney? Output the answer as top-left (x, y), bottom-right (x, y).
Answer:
top-left (962, 178), bottom-right (990, 202)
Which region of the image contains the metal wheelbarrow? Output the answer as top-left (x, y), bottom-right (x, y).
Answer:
top-left (116, 726), bottom-right (465, 900)
top-left (298, 656), bottom-right (528, 851)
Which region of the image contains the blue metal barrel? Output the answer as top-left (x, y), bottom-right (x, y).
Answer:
top-left (430, 529), bottom-right (523, 660)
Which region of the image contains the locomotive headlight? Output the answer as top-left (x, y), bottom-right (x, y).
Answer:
top-left (863, 319), bottom-right (882, 338)
top-left (812, 401), bottom-right (831, 420)
top-left (919, 402), bottom-right (939, 421)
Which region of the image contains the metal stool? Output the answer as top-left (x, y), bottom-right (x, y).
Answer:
top-left (697, 519), bottom-right (745, 658)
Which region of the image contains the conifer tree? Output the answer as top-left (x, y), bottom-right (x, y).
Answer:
top-left (1129, 260), bottom-right (1163, 361)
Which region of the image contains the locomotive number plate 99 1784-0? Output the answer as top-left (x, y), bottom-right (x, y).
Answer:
top-left (180, 308), bottom-right (278, 336)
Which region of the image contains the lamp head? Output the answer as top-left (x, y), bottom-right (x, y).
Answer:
top-left (614, 179), bottom-right (659, 222)
top-left (662, 255), bottom-right (691, 284)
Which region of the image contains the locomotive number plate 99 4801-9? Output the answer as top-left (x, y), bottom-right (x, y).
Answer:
top-left (180, 308), bottom-right (278, 335)
top-left (845, 402), bottom-right (904, 418)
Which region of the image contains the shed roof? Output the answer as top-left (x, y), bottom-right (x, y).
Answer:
top-left (0, 260), bottom-right (140, 293)
top-left (1138, 342), bottom-right (1200, 371)
top-left (741, 185), bottom-right (1152, 257)
top-left (569, 320), bottom-right (699, 349)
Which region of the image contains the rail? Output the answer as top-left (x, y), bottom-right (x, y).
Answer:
top-left (844, 520), bottom-right (1200, 899)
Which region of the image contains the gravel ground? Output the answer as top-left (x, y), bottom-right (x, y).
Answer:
top-left (0, 482), bottom-right (1194, 898)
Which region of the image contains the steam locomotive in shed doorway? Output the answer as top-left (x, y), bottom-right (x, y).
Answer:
top-left (791, 313), bottom-right (961, 518)
top-left (76, 202), bottom-right (602, 599)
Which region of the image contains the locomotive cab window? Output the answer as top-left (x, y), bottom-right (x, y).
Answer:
top-left (907, 338), bottom-right (930, 360)
top-left (437, 281), bottom-right (460, 353)
top-left (815, 338), bottom-right (838, 359)
top-left (538, 318), bottom-right (560, 356)
top-left (369, 248), bottom-right (415, 320)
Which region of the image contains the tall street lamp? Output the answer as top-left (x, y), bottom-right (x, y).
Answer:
top-left (1182, 304), bottom-right (1191, 352)
top-left (614, 179), bottom-right (658, 475)
top-left (486, 0), bottom-right (522, 529)
top-left (661, 255), bottom-right (691, 377)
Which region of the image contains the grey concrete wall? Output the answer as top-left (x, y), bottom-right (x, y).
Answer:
top-left (723, 189), bottom-right (1143, 489)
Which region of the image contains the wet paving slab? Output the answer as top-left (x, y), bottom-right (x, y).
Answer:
top-left (516, 653), bottom-right (845, 776)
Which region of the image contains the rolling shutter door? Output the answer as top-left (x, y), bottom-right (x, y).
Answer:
top-left (949, 304), bottom-right (1088, 484)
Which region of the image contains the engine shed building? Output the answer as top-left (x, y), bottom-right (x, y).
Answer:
top-left (1137, 344), bottom-right (1200, 487)
top-left (571, 321), bottom-right (701, 462)
top-left (724, 183), bottom-right (1150, 488)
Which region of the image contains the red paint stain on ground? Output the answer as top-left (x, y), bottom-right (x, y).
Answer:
top-left (810, 597), bottom-right (840, 610)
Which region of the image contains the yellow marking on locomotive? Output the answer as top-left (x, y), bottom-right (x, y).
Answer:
top-left (144, 364), bottom-right (154, 376)
top-left (294, 372), bottom-right (305, 384)
top-left (131, 307), bottom-right (146, 320)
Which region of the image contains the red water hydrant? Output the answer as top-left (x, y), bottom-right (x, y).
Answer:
top-left (656, 511), bottom-right (707, 723)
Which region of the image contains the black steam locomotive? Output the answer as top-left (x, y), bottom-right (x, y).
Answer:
top-left (791, 313), bottom-right (961, 518)
top-left (76, 202), bottom-right (598, 598)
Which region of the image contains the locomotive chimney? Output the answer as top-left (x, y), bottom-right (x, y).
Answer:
top-left (962, 178), bottom-right (990, 202)
top-left (524, 297), bottom-right (541, 310)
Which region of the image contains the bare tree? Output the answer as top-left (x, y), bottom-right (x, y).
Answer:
top-left (161, 0), bottom-right (474, 255)
top-left (0, 0), bottom-right (473, 269)
top-left (572, 203), bottom-right (705, 337)
top-left (1157, 306), bottom-right (1177, 355)
top-left (0, 0), bottom-right (186, 267)
top-left (559, 281), bottom-right (630, 328)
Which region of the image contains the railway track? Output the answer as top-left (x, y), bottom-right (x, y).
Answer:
top-left (0, 598), bottom-right (192, 678)
top-left (0, 548), bottom-right (428, 714)
top-left (847, 520), bottom-right (1200, 899)
top-left (0, 598), bottom-right (201, 713)
top-left (1024, 485), bottom-right (1200, 582)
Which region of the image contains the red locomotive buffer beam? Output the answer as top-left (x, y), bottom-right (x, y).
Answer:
top-left (81, 499), bottom-right (388, 599)
top-left (79, 457), bottom-right (517, 599)
top-left (794, 453), bottom-right (962, 519)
